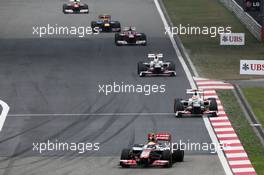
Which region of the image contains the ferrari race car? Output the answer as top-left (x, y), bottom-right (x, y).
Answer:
top-left (137, 54), bottom-right (176, 77)
top-left (174, 89), bottom-right (218, 118)
top-left (63, 0), bottom-right (89, 14)
top-left (91, 14), bottom-right (121, 32)
top-left (120, 133), bottom-right (184, 168)
top-left (115, 27), bottom-right (147, 46)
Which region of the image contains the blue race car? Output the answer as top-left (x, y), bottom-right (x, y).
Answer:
top-left (91, 14), bottom-right (121, 32)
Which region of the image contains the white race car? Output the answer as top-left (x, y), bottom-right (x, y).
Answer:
top-left (137, 54), bottom-right (176, 77)
top-left (174, 89), bottom-right (218, 117)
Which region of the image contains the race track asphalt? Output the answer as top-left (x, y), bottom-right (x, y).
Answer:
top-left (0, 0), bottom-right (225, 174)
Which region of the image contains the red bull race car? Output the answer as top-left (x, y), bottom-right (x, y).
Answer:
top-left (91, 14), bottom-right (121, 32)
top-left (63, 0), bottom-right (89, 14)
top-left (120, 133), bottom-right (184, 168)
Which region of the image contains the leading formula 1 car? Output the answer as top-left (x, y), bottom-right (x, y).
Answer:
top-left (137, 54), bottom-right (176, 77)
top-left (63, 0), bottom-right (89, 14)
top-left (174, 89), bottom-right (218, 118)
top-left (115, 27), bottom-right (147, 46)
top-left (120, 133), bottom-right (184, 168)
top-left (91, 14), bottom-right (121, 32)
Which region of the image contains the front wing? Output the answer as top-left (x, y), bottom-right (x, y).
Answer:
top-left (116, 39), bottom-right (146, 45)
top-left (139, 70), bottom-right (176, 77)
top-left (64, 5), bottom-right (89, 13)
top-left (175, 110), bottom-right (217, 117)
top-left (120, 159), bottom-right (169, 167)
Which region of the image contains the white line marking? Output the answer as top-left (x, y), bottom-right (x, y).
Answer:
top-left (229, 160), bottom-right (251, 165)
top-left (154, 1), bottom-right (233, 174)
top-left (0, 100), bottom-right (10, 132)
top-left (226, 153), bottom-right (248, 158)
top-left (232, 168), bottom-right (255, 173)
top-left (224, 146), bottom-right (244, 151)
top-left (218, 111), bottom-right (227, 115)
top-left (154, 0), bottom-right (196, 89)
top-left (193, 77), bottom-right (209, 81)
top-left (199, 86), bottom-right (234, 90)
top-left (211, 122), bottom-right (231, 126)
top-left (210, 117), bottom-right (229, 121)
top-left (197, 81), bottom-right (231, 85)
top-left (215, 128), bottom-right (234, 132)
top-left (217, 134), bottom-right (238, 138)
top-left (220, 140), bottom-right (241, 144)
top-left (250, 123), bottom-right (262, 126)
top-left (7, 113), bottom-right (174, 117)
top-left (204, 95), bottom-right (219, 98)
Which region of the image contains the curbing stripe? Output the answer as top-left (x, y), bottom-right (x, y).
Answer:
top-left (195, 78), bottom-right (256, 175)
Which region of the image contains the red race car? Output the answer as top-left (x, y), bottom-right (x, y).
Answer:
top-left (115, 27), bottom-right (147, 46)
top-left (120, 132), bottom-right (184, 168)
top-left (63, 0), bottom-right (89, 14)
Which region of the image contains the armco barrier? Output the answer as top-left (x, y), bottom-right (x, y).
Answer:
top-left (219, 0), bottom-right (262, 41)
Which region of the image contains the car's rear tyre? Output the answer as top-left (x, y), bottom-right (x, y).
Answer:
top-left (141, 34), bottom-right (147, 46)
top-left (168, 62), bottom-right (175, 71)
top-left (137, 61), bottom-right (147, 76)
top-left (161, 150), bottom-right (172, 168)
top-left (174, 98), bottom-right (184, 117)
top-left (120, 149), bottom-right (131, 168)
top-left (83, 4), bottom-right (89, 13)
top-left (208, 98), bottom-right (218, 111)
top-left (172, 144), bottom-right (184, 162)
top-left (168, 62), bottom-right (176, 76)
top-left (210, 112), bottom-right (217, 117)
top-left (115, 33), bottom-right (122, 46)
top-left (91, 21), bottom-right (97, 33)
top-left (62, 4), bottom-right (67, 14)
top-left (112, 22), bottom-right (121, 32)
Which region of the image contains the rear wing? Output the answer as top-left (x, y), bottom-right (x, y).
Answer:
top-left (123, 26), bottom-right (136, 31)
top-left (186, 89), bottom-right (203, 95)
top-left (148, 53), bottom-right (163, 59)
top-left (148, 133), bottom-right (171, 142)
top-left (98, 14), bottom-right (111, 20)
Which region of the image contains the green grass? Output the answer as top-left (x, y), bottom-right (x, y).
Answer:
top-left (163, 0), bottom-right (264, 80)
top-left (162, 0), bottom-right (264, 172)
top-left (242, 87), bottom-right (264, 126)
top-left (218, 90), bottom-right (264, 174)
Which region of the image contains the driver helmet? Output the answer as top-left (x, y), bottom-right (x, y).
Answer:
top-left (192, 92), bottom-right (199, 101)
top-left (148, 133), bottom-right (157, 143)
top-left (153, 56), bottom-right (159, 64)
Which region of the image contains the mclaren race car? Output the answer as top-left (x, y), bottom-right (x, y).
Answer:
top-left (137, 54), bottom-right (176, 77)
top-left (91, 14), bottom-right (121, 32)
top-left (63, 0), bottom-right (89, 14)
top-left (115, 27), bottom-right (147, 46)
top-left (174, 89), bottom-right (218, 117)
top-left (120, 133), bottom-right (184, 168)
